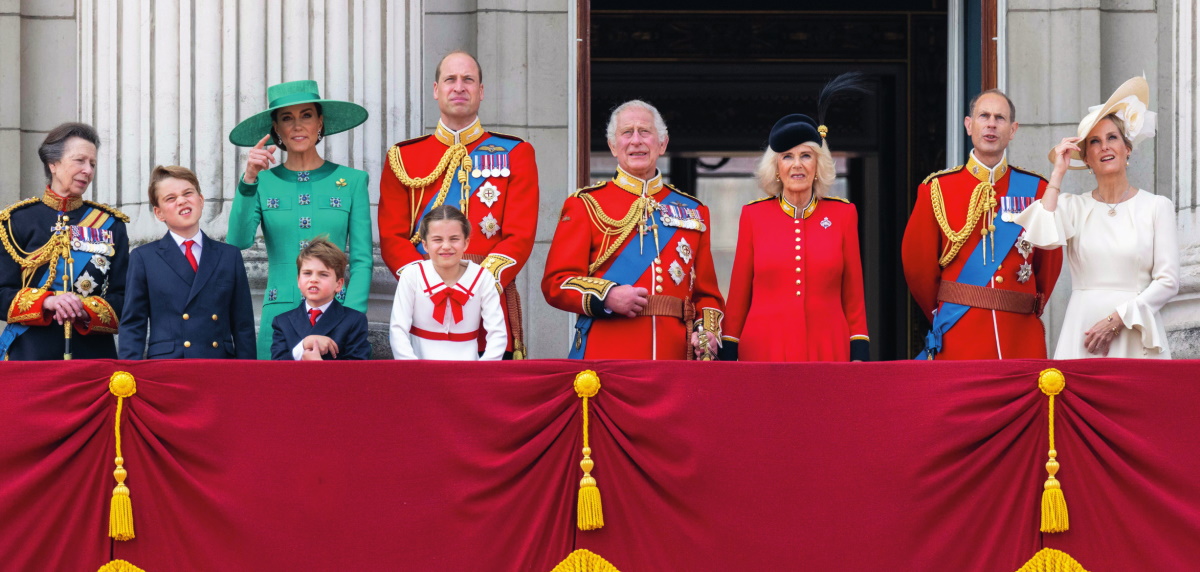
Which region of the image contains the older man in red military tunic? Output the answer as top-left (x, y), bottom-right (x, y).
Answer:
top-left (542, 100), bottom-right (724, 360)
top-left (378, 51), bottom-right (538, 358)
top-left (902, 90), bottom-right (1063, 359)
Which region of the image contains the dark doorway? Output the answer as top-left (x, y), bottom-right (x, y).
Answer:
top-left (583, 3), bottom-right (948, 360)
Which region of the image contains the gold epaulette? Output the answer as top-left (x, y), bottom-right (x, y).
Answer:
top-left (746, 196), bottom-right (774, 206)
top-left (391, 134), bottom-right (432, 149)
top-left (570, 181), bottom-right (608, 198)
top-left (0, 197), bottom-right (40, 222)
top-left (1010, 165), bottom-right (1049, 181)
top-left (663, 183), bottom-right (702, 203)
top-left (83, 201), bottom-right (130, 223)
top-left (921, 165), bottom-right (965, 186)
top-left (822, 195), bottom-right (851, 204)
top-left (486, 131), bottom-right (526, 143)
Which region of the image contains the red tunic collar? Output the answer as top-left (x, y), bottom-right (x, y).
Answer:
top-left (41, 187), bottom-right (83, 212)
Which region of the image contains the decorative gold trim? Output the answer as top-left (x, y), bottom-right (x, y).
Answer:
top-left (83, 201), bottom-right (130, 223)
top-left (822, 195), bottom-right (850, 204)
top-left (966, 152), bottom-right (1008, 184)
top-left (433, 118), bottom-right (485, 146)
top-left (550, 549), bottom-right (620, 572)
top-left (612, 166), bottom-right (663, 196)
top-left (8, 287), bottom-right (49, 323)
top-left (562, 277), bottom-right (616, 315)
top-left (481, 253), bottom-right (517, 291)
top-left (850, 334), bottom-right (870, 341)
top-left (700, 307), bottom-right (723, 334)
top-left (41, 188), bottom-right (83, 212)
top-left (920, 164), bottom-right (964, 186)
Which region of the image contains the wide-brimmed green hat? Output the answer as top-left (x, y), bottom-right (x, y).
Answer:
top-left (228, 80), bottom-right (368, 146)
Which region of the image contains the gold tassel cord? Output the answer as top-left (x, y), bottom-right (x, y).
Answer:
top-left (1014, 548), bottom-right (1090, 572)
top-left (388, 144), bottom-right (473, 244)
top-left (109, 371), bottom-right (137, 541)
top-left (97, 560), bottom-right (147, 572)
top-left (550, 549), bottom-right (621, 572)
top-left (574, 370), bottom-right (604, 531)
top-left (1038, 368), bottom-right (1069, 534)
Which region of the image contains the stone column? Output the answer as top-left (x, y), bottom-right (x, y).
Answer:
top-left (423, 0), bottom-right (572, 358)
top-left (0, 0), bottom-right (19, 208)
top-left (1163, 0), bottom-right (1200, 357)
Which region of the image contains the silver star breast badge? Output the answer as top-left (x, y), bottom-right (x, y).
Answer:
top-left (1017, 262), bottom-right (1033, 283)
top-left (478, 182), bottom-right (501, 208)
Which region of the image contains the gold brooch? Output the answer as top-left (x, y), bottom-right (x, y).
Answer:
top-left (335, 178), bottom-right (347, 187)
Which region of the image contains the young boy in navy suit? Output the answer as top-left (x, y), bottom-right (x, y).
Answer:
top-left (120, 165), bottom-right (256, 359)
top-left (271, 238), bottom-right (371, 360)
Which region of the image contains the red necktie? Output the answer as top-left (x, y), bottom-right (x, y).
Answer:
top-left (182, 239), bottom-right (198, 272)
top-left (430, 288), bottom-right (469, 325)
top-left (308, 308), bottom-right (322, 326)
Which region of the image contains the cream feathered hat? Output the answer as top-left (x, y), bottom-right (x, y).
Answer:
top-left (1051, 76), bottom-right (1157, 170)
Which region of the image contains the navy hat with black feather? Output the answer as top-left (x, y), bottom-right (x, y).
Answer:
top-left (768, 72), bottom-right (868, 152)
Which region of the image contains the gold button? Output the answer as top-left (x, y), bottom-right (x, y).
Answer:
top-left (795, 237), bottom-right (801, 242)
top-left (182, 313), bottom-right (189, 320)
top-left (654, 258), bottom-right (661, 264)
top-left (794, 229), bottom-right (801, 234)
top-left (796, 291), bottom-right (801, 296)
top-left (655, 285), bottom-right (663, 293)
top-left (997, 264), bottom-right (1003, 271)
top-left (655, 267), bottom-right (662, 274)
top-left (795, 245), bottom-right (801, 250)
top-left (212, 314), bottom-right (218, 320)
top-left (995, 276), bottom-right (1005, 284)
top-left (795, 267), bottom-right (801, 272)
top-left (184, 341), bottom-right (191, 348)
top-left (795, 255), bottom-right (800, 261)
top-left (212, 341), bottom-right (219, 348)
top-left (793, 220), bottom-right (799, 224)
top-left (655, 275), bottom-right (663, 283)
top-left (796, 280), bottom-right (802, 284)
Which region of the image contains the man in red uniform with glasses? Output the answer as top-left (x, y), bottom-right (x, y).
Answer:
top-left (542, 100), bottom-right (724, 360)
top-left (902, 89), bottom-right (1063, 359)
top-left (378, 50), bottom-right (538, 358)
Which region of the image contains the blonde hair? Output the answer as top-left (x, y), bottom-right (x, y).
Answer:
top-left (755, 141), bottom-right (835, 198)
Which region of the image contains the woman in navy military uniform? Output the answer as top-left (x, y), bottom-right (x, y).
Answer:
top-left (0, 123), bottom-right (129, 360)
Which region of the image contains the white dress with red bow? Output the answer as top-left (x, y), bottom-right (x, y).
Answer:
top-left (389, 259), bottom-right (507, 360)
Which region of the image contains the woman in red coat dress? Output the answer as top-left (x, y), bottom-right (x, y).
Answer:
top-left (720, 80), bottom-right (870, 361)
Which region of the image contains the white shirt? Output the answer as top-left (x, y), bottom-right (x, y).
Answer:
top-left (169, 229), bottom-right (203, 266)
top-left (389, 260), bottom-right (507, 361)
top-left (290, 300), bottom-right (335, 360)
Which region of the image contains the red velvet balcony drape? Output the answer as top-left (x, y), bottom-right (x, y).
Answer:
top-left (1, 359), bottom-right (1198, 571)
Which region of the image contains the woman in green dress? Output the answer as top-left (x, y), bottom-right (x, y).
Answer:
top-left (227, 80), bottom-right (372, 359)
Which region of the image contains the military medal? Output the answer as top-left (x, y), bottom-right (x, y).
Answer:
top-left (70, 226), bottom-right (116, 255)
top-left (478, 182), bottom-right (501, 208)
top-left (1000, 196), bottom-right (1032, 223)
top-left (658, 202), bottom-right (707, 231)
top-left (481, 155), bottom-right (493, 178)
top-left (91, 254), bottom-right (111, 274)
top-left (1016, 233), bottom-right (1033, 258)
top-left (74, 271), bottom-right (97, 297)
top-left (675, 237), bottom-right (693, 264)
top-left (471, 154), bottom-right (482, 179)
top-left (1017, 262), bottom-right (1033, 283)
top-left (499, 154), bottom-right (511, 178)
top-left (669, 260), bottom-right (685, 285)
top-left (480, 213), bottom-right (500, 238)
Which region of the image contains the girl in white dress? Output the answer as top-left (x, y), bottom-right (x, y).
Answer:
top-left (1015, 77), bottom-right (1179, 359)
top-left (389, 205), bottom-right (507, 360)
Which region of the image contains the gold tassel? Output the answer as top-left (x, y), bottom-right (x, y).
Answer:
top-left (1038, 368), bottom-right (1069, 533)
top-left (108, 371), bottom-right (138, 541)
top-left (550, 549), bottom-right (622, 572)
top-left (96, 560), bottom-right (147, 572)
top-left (1014, 548), bottom-right (1090, 572)
top-left (574, 370), bottom-right (604, 531)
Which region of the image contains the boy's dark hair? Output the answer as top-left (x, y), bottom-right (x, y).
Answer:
top-left (418, 205), bottom-right (471, 242)
top-left (296, 236), bottom-right (348, 281)
top-left (147, 165), bottom-right (203, 208)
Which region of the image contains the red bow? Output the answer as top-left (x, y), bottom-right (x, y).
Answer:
top-left (430, 287), bottom-right (470, 325)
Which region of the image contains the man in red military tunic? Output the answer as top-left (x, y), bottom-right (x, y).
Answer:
top-left (542, 100), bottom-right (724, 360)
top-left (378, 51), bottom-right (538, 358)
top-left (902, 90), bottom-right (1063, 359)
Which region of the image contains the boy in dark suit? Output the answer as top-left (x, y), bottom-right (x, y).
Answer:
top-left (120, 165), bottom-right (256, 359)
top-left (271, 238), bottom-right (371, 360)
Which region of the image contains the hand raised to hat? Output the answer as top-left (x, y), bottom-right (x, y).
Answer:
top-left (1043, 136), bottom-right (1082, 212)
top-left (604, 285), bottom-right (649, 318)
top-left (243, 134), bottom-right (279, 185)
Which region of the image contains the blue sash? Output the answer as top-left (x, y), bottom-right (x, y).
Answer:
top-left (415, 134), bottom-right (521, 256)
top-left (569, 190), bottom-right (699, 359)
top-left (916, 170), bottom-right (1039, 360)
top-left (0, 207), bottom-right (115, 358)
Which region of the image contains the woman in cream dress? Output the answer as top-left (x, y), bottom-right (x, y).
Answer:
top-left (1015, 77), bottom-right (1178, 358)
